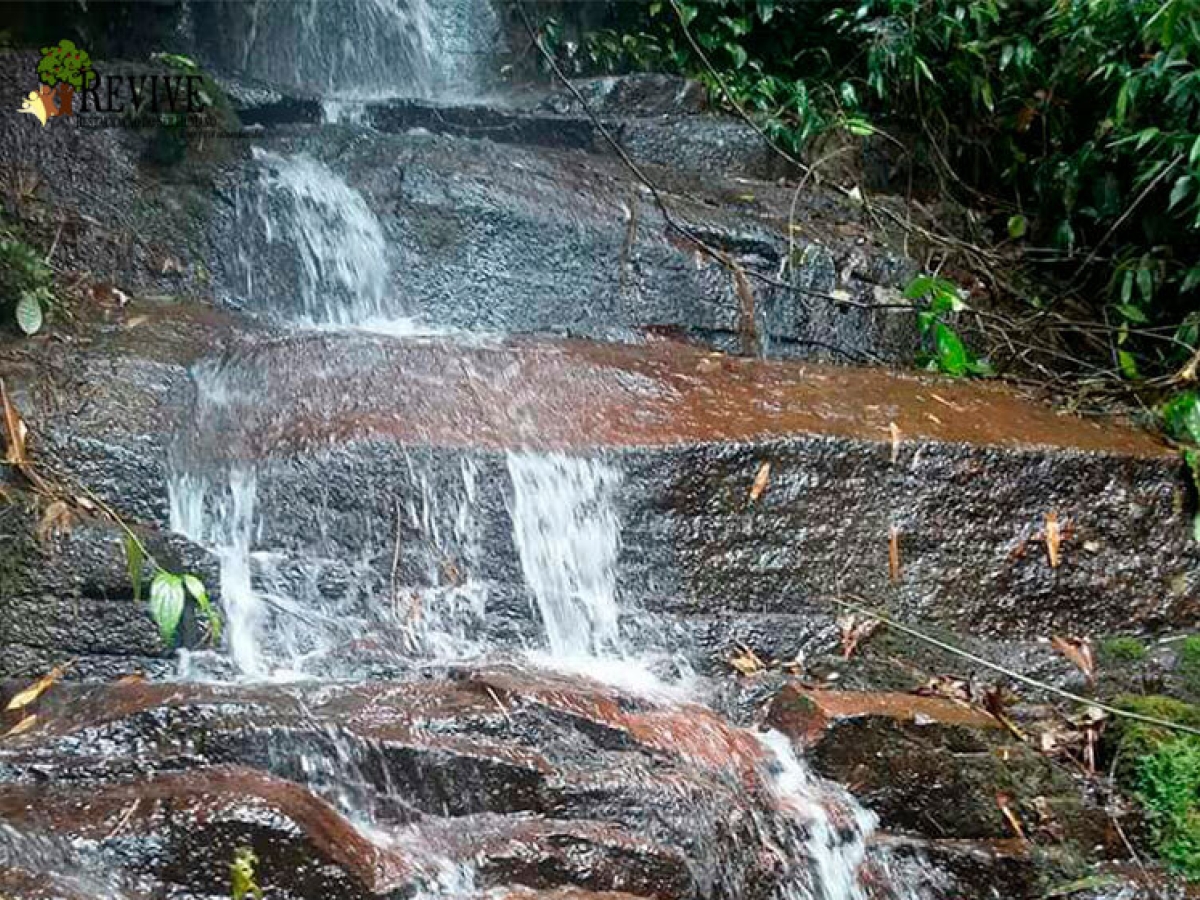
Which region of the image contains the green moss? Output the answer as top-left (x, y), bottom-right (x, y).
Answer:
top-left (1179, 636), bottom-right (1200, 694)
top-left (1111, 695), bottom-right (1200, 880)
top-left (1099, 636), bottom-right (1148, 664)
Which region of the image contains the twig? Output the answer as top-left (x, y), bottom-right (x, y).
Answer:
top-left (825, 595), bottom-right (1200, 738)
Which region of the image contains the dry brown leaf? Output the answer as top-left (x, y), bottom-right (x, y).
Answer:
top-left (1, 379), bottom-right (28, 468)
top-left (1044, 511), bottom-right (1062, 568)
top-left (838, 614), bottom-right (880, 660)
top-left (1051, 635), bottom-right (1095, 684)
top-left (729, 644), bottom-right (766, 677)
top-left (996, 792), bottom-right (1026, 840)
top-left (749, 462), bottom-right (771, 503)
top-left (888, 526), bottom-right (901, 583)
top-left (5, 661), bottom-right (71, 711)
top-left (35, 500), bottom-right (74, 543)
top-left (888, 422), bottom-right (901, 464)
top-left (115, 672), bottom-right (146, 685)
top-left (3, 714), bottom-right (38, 738)
top-left (125, 315), bottom-right (149, 329)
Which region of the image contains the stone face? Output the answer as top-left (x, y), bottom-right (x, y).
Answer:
top-left (766, 685), bottom-right (1116, 849)
top-left (0, 667), bottom-right (867, 900)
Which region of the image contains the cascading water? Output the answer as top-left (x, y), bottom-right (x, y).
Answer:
top-left (196, 0), bottom-right (503, 100)
top-left (507, 451), bottom-right (623, 661)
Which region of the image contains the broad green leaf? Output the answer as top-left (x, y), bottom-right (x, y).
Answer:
top-left (1190, 134), bottom-right (1200, 167)
top-left (934, 323), bottom-right (969, 376)
top-left (149, 572), bottom-right (185, 645)
top-left (123, 534), bottom-right (144, 603)
top-left (1114, 303), bottom-right (1148, 324)
top-left (903, 275), bottom-right (936, 300)
top-left (725, 42), bottom-right (748, 68)
top-left (1118, 349), bottom-right (1140, 380)
top-left (15, 295), bottom-right (42, 336)
top-left (1163, 391), bottom-right (1200, 444)
top-left (1137, 266), bottom-right (1154, 303)
top-left (1007, 214), bottom-right (1027, 239)
top-left (182, 573), bottom-right (208, 605)
top-left (1170, 175), bottom-right (1192, 210)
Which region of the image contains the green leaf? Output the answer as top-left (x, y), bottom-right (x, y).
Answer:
top-left (15, 294), bottom-right (42, 335)
top-left (149, 572), bottom-right (185, 645)
top-left (1190, 134), bottom-right (1200, 167)
top-left (1114, 303), bottom-right (1148, 324)
top-left (1137, 266), bottom-right (1154, 303)
top-left (1163, 391), bottom-right (1200, 444)
top-left (1170, 175), bottom-right (1192, 210)
top-left (725, 42), bottom-right (748, 68)
top-left (1007, 214), bottom-right (1027, 239)
top-left (676, 3), bottom-right (697, 27)
top-left (123, 534), bottom-right (144, 603)
top-left (903, 275), bottom-right (936, 300)
top-left (934, 322), bottom-right (969, 376)
top-left (1118, 349), bottom-right (1140, 380)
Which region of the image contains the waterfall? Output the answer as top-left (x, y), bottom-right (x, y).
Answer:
top-left (507, 451), bottom-right (624, 661)
top-left (199, 0), bottom-right (501, 100)
top-left (230, 150), bottom-right (393, 327)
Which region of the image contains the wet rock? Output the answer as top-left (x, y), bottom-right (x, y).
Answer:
top-left (0, 490), bottom-right (221, 680)
top-left (0, 666), bottom-right (867, 900)
top-left (767, 685), bottom-right (1115, 849)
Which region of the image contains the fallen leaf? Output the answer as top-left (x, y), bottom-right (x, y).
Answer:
top-left (35, 500), bottom-right (74, 542)
top-left (0, 379), bottom-right (28, 468)
top-left (5, 661), bottom-right (71, 711)
top-left (1044, 511), bottom-right (1062, 568)
top-left (115, 672), bottom-right (146, 685)
top-left (996, 792), bottom-right (1026, 840)
top-left (125, 315), bottom-right (149, 329)
top-left (838, 614), bottom-right (880, 660)
top-left (888, 526), bottom-right (901, 583)
top-left (888, 422), bottom-right (901, 464)
top-left (749, 462), bottom-right (771, 503)
top-left (729, 644), bottom-right (766, 677)
top-left (1051, 635), bottom-right (1095, 684)
top-left (2, 714), bottom-right (38, 738)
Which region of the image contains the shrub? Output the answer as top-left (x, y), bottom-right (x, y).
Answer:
top-left (568, 0), bottom-right (1200, 383)
top-left (0, 229), bottom-right (52, 335)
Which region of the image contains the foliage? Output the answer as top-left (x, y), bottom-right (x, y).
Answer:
top-left (1111, 694), bottom-right (1200, 877)
top-left (1099, 635), bottom-right (1149, 663)
top-left (143, 51), bottom-right (238, 167)
top-left (1163, 390), bottom-right (1200, 542)
top-left (904, 274), bottom-right (992, 376)
top-left (1179, 635), bottom-right (1200, 693)
top-left (0, 229), bottom-right (53, 336)
top-left (122, 533), bottom-right (221, 646)
top-left (37, 39), bottom-right (95, 90)
top-left (568, 0), bottom-right (1200, 384)
top-left (230, 847), bottom-right (263, 900)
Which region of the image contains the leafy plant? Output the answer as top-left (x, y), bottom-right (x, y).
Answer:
top-left (1162, 390), bottom-right (1200, 543)
top-left (230, 847), bottom-right (263, 900)
top-left (573, 0), bottom-right (1200, 385)
top-left (1111, 694), bottom-right (1200, 878)
top-left (904, 274), bottom-right (992, 376)
top-left (0, 232), bottom-right (53, 335)
top-left (1179, 635), bottom-right (1200, 694)
top-left (123, 533), bottom-right (220, 646)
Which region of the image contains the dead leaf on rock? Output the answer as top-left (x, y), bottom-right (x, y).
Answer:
top-left (838, 614), bottom-right (880, 660)
top-left (982, 684), bottom-right (1026, 740)
top-left (996, 792), bottom-right (1026, 840)
top-left (1, 379), bottom-right (29, 468)
top-left (888, 526), bottom-right (901, 583)
top-left (1044, 512), bottom-right (1062, 568)
top-left (888, 422), bottom-right (901, 464)
top-left (2, 714), bottom-right (38, 739)
top-left (749, 462), bottom-right (771, 503)
top-left (1051, 635), bottom-right (1095, 684)
top-left (35, 500), bottom-right (74, 542)
top-left (115, 672), bottom-right (146, 685)
top-left (5, 661), bottom-right (72, 711)
top-left (729, 644), bottom-right (766, 677)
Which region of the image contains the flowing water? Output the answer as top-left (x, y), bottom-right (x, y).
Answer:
top-left (7, 5), bottom-right (932, 898)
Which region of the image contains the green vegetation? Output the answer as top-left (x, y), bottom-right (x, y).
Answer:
top-left (1099, 635), bottom-right (1150, 664)
top-left (122, 533), bottom-right (221, 647)
top-left (0, 227), bottom-right (53, 336)
top-left (144, 52), bottom-right (238, 167)
top-left (1112, 695), bottom-right (1200, 878)
top-left (230, 847), bottom-right (263, 900)
top-left (1179, 635), bottom-right (1200, 693)
top-left (563, 0), bottom-right (1200, 389)
top-left (905, 274), bottom-right (992, 376)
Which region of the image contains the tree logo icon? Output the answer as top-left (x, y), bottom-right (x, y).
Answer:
top-left (18, 39), bottom-right (96, 126)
